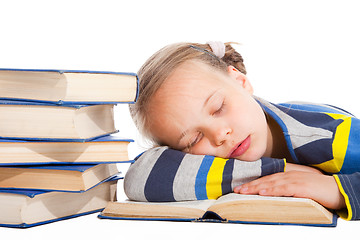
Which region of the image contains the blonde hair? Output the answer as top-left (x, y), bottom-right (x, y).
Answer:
top-left (129, 42), bottom-right (247, 145)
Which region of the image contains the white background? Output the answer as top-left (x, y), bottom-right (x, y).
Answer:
top-left (1, 0), bottom-right (359, 238)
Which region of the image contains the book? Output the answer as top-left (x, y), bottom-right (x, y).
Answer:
top-left (0, 100), bottom-right (117, 141)
top-left (0, 175), bottom-right (119, 228)
top-left (0, 68), bottom-right (138, 104)
top-left (0, 134), bottom-right (133, 165)
top-left (0, 164), bottom-right (119, 192)
top-left (99, 193), bottom-right (337, 227)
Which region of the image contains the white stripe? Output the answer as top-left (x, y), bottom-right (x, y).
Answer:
top-left (231, 159), bottom-right (262, 190)
top-left (173, 154), bottom-right (204, 201)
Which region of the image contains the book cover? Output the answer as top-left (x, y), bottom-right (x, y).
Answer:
top-left (98, 212), bottom-right (338, 227)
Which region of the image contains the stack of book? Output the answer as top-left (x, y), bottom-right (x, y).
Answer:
top-left (0, 68), bottom-right (138, 228)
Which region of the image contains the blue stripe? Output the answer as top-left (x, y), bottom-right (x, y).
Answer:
top-left (221, 159), bottom-right (234, 194)
top-left (144, 149), bottom-right (185, 202)
top-left (195, 155), bottom-right (214, 200)
top-left (261, 157), bottom-right (285, 176)
top-left (342, 118), bottom-right (360, 174)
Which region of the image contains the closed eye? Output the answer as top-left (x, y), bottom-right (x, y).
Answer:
top-left (185, 132), bottom-right (203, 152)
top-left (212, 100), bottom-right (225, 116)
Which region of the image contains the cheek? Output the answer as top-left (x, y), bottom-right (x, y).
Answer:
top-left (228, 104), bottom-right (253, 130)
top-left (253, 106), bottom-right (268, 132)
top-left (241, 101), bottom-right (267, 130)
top-left (190, 138), bottom-right (215, 155)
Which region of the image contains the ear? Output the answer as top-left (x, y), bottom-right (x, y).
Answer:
top-left (227, 66), bottom-right (254, 94)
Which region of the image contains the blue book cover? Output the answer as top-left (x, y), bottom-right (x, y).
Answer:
top-left (98, 212), bottom-right (338, 227)
top-left (0, 68), bottom-right (139, 105)
top-left (0, 99), bottom-right (89, 108)
top-left (0, 133), bottom-right (134, 143)
top-left (0, 163), bottom-right (98, 172)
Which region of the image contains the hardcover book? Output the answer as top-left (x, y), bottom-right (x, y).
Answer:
top-left (99, 193), bottom-right (337, 227)
top-left (0, 175), bottom-right (120, 228)
top-left (0, 164), bottom-right (119, 192)
top-left (0, 100), bottom-right (117, 141)
top-left (0, 68), bottom-right (138, 104)
top-left (0, 134), bottom-right (133, 165)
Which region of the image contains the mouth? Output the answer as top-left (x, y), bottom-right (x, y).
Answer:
top-left (228, 136), bottom-right (251, 159)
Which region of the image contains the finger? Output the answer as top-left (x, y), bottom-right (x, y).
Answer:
top-left (256, 174), bottom-right (310, 198)
top-left (257, 184), bottom-right (297, 197)
top-left (234, 172), bottom-right (288, 194)
top-left (234, 173), bottom-right (293, 194)
top-left (235, 180), bottom-right (277, 194)
top-left (239, 180), bottom-right (279, 194)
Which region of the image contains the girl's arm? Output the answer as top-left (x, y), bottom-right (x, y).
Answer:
top-left (234, 167), bottom-right (360, 221)
top-left (123, 146), bottom-right (286, 202)
top-left (234, 169), bottom-right (346, 211)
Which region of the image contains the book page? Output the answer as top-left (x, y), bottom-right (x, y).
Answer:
top-left (208, 193), bottom-right (334, 224)
top-left (215, 193), bottom-right (314, 205)
top-left (102, 199), bottom-right (216, 219)
top-left (123, 199), bottom-right (215, 212)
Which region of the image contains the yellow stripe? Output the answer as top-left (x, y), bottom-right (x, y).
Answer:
top-left (206, 157), bottom-right (227, 199)
top-left (283, 158), bottom-right (287, 172)
top-left (311, 113), bottom-right (351, 173)
top-left (333, 175), bottom-right (352, 220)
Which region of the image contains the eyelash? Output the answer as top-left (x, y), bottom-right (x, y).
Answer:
top-left (212, 100), bottom-right (225, 116)
top-left (186, 132), bottom-right (203, 151)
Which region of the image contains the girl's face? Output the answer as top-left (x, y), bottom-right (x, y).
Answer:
top-left (148, 60), bottom-right (272, 161)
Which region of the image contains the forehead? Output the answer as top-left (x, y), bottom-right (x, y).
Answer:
top-left (153, 60), bottom-right (228, 113)
top-left (163, 60), bottom-right (227, 91)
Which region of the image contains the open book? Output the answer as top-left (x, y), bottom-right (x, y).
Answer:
top-left (99, 193), bottom-right (337, 227)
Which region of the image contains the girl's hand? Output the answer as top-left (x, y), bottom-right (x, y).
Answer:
top-left (233, 167), bottom-right (345, 210)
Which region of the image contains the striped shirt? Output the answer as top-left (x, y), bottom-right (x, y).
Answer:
top-left (258, 97), bottom-right (360, 220)
top-left (125, 97), bottom-right (360, 220)
top-left (124, 146), bottom-right (285, 202)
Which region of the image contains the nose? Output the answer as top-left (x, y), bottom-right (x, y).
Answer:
top-left (207, 125), bottom-right (232, 146)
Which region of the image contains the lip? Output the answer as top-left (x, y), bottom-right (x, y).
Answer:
top-left (228, 136), bottom-right (251, 159)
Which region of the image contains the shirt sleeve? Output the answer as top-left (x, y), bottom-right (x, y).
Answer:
top-left (333, 173), bottom-right (360, 220)
top-left (124, 146), bottom-right (286, 202)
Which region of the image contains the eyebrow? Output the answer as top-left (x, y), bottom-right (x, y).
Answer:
top-left (176, 89), bottom-right (220, 146)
